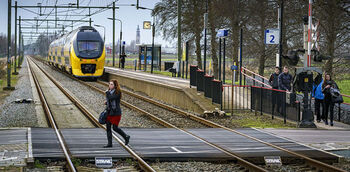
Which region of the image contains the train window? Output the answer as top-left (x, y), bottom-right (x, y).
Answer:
top-left (78, 41), bottom-right (100, 53)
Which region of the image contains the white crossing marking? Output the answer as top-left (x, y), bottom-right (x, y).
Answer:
top-left (171, 147), bottom-right (182, 153)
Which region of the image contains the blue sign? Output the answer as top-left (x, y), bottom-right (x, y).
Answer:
top-left (265, 29), bottom-right (280, 44)
top-left (217, 29), bottom-right (228, 37)
top-left (123, 41), bottom-right (126, 45)
top-left (231, 65), bottom-right (238, 71)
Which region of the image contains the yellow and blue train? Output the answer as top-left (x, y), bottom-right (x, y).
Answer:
top-left (48, 26), bottom-right (105, 79)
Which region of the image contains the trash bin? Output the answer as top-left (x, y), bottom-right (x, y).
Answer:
top-left (204, 75), bottom-right (214, 98)
top-left (196, 69), bottom-right (204, 92)
top-left (190, 65), bottom-right (198, 87)
top-left (164, 62), bottom-right (174, 71)
top-left (212, 79), bottom-right (222, 104)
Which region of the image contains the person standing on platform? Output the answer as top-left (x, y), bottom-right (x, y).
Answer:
top-left (312, 76), bottom-right (324, 123)
top-left (278, 66), bottom-right (293, 92)
top-left (269, 67), bottom-right (280, 114)
top-left (104, 79), bottom-right (130, 147)
top-left (120, 54), bottom-right (126, 69)
top-left (322, 73), bottom-right (339, 126)
top-left (269, 67), bottom-right (280, 89)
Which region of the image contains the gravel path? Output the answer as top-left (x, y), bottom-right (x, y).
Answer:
top-left (89, 81), bottom-right (207, 128)
top-left (0, 59), bottom-right (38, 127)
top-left (33, 59), bottom-right (161, 128)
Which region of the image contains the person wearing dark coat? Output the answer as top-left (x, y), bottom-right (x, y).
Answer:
top-left (278, 66), bottom-right (293, 92)
top-left (120, 54), bottom-right (126, 69)
top-left (269, 67), bottom-right (280, 89)
top-left (269, 67), bottom-right (281, 114)
top-left (104, 79), bottom-right (130, 148)
top-left (322, 73), bottom-right (339, 126)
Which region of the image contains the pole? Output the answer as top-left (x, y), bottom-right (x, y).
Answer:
top-left (18, 16), bottom-right (21, 68)
top-left (203, 0), bottom-right (208, 73)
top-left (219, 38), bottom-right (221, 80)
top-left (89, 18), bottom-right (91, 26)
top-left (223, 38), bottom-right (226, 83)
top-left (177, 0), bottom-right (182, 77)
top-left (299, 0), bottom-right (316, 128)
top-left (119, 21), bottom-right (122, 68)
top-left (112, 2), bottom-right (115, 67)
top-left (278, 0), bottom-right (283, 71)
top-left (239, 28), bottom-right (243, 85)
top-left (303, 18), bottom-right (308, 67)
top-left (21, 36), bottom-right (23, 62)
top-left (151, 16), bottom-right (155, 73)
top-left (13, 1), bottom-right (18, 75)
top-left (4, 0), bottom-right (14, 90)
top-left (185, 41), bottom-right (189, 79)
top-left (55, 5), bottom-right (57, 27)
top-left (307, 0), bottom-right (312, 67)
top-left (47, 20), bottom-right (49, 55)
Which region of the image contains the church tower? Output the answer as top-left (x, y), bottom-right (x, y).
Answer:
top-left (136, 25), bottom-right (140, 44)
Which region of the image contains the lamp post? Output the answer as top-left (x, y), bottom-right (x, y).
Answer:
top-left (134, 5), bottom-right (156, 74)
top-left (108, 18), bottom-right (122, 68)
top-left (94, 24), bottom-right (105, 42)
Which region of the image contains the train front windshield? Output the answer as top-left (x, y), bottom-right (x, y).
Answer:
top-left (78, 41), bottom-right (101, 53)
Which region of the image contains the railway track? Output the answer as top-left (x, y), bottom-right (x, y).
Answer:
top-left (27, 57), bottom-right (156, 172)
top-left (31, 56), bottom-right (346, 172)
top-left (27, 57), bottom-right (77, 172)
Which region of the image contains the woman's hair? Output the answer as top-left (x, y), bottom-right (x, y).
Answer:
top-left (110, 79), bottom-right (122, 98)
top-left (322, 73), bottom-right (332, 88)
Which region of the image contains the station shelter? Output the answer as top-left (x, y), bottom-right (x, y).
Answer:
top-left (137, 44), bottom-right (161, 70)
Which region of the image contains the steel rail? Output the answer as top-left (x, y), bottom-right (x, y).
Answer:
top-left (29, 57), bottom-right (156, 172)
top-left (27, 57), bottom-right (76, 172)
top-left (33, 56), bottom-right (346, 172)
top-left (80, 80), bottom-right (267, 172)
top-left (97, 75), bottom-right (346, 172)
top-left (40, 66), bottom-right (267, 172)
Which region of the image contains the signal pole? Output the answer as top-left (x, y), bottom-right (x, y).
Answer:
top-left (203, 0), bottom-right (208, 73)
top-left (13, 1), bottom-right (18, 75)
top-left (177, 0), bottom-right (182, 77)
top-left (278, 0), bottom-right (283, 71)
top-left (112, 1), bottom-right (115, 67)
top-left (4, 0), bottom-right (15, 90)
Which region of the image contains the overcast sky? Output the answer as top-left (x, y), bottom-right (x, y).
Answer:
top-left (0, 0), bottom-right (173, 46)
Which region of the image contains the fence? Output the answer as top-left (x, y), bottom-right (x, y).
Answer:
top-left (189, 65), bottom-right (350, 125)
top-left (222, 85), bottom-right (251, 113)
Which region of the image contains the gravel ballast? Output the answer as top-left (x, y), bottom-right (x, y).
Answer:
top-left (88, 81), bottom-right (207, 129)
top-left (33, 59), bottom-right (161, 128)
top-left (0, 59), bottom-right (39, 127)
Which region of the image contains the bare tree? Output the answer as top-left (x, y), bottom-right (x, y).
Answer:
top-left (315, 0), bottom-right (350, 75)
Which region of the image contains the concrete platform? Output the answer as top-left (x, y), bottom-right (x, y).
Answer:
top-left (104, 67), bottom-right (217, 114)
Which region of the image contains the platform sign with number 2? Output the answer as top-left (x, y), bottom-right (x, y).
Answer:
top-left (265, 29), bottom-right (280, 45)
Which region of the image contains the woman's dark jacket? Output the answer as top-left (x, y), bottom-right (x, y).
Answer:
top-left (106, 90), bottom-right (122, 116)
top-left (322, 80), bottom-right (338, 101)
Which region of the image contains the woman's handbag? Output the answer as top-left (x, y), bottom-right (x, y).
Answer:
top-left (332, 94), bottom-right (344, 103)
top-left (99, 110), bottom-right (107, 124)
top-left (330, 88), bottom-right (344, 103)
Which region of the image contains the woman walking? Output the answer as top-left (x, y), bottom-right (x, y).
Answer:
top-left (104, 79), bottom-right (130, 147)
top-left (322, 73), bottom-right (338, 126)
